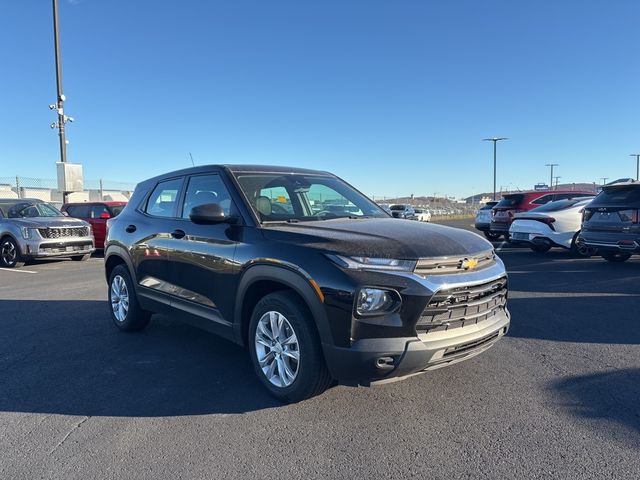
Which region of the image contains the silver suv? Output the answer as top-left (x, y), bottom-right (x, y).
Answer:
top-left (0, 198), bottom-right (95, 268)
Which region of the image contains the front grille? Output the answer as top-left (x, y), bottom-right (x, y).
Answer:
top-left (414, 250), bottom-right (495, 276)
top-left (417, 276), bottom-right (507, 332)
top-left (38, 227), bottom-right (89, 239)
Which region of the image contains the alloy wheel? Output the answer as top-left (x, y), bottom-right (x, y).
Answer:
top-left (1, 241), bottom-right (17, 266)
top-left (254, 311), bottom-right (300, 388)
top-left (110, 274), bottom-right (130, 322)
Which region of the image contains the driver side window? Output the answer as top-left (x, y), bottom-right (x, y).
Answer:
top-left (182, 174), bottom-right (235, 219)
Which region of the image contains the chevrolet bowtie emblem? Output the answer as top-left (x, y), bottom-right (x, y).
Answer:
top-left (461, 258), bottom-right (478, 270)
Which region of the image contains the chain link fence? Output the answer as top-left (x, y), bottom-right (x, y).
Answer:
top-left (0, 176), bottom-right (136, 206)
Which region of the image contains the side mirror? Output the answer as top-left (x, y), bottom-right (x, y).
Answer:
top-left (99, 212), bottom-right (111, 219)
top-left (189, 203), bottom-right (238, 224)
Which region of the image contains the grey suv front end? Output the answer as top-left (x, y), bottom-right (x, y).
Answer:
top-left (0, 199), bottom-right (94, 268)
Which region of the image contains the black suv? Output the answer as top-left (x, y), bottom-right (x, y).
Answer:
top-left (105, 165), bottom-right (510, 402)
top-left (579, 182), bottom-right (640, 262)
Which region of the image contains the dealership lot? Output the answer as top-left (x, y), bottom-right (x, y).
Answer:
top-left (1, 219), bottom-right (639, 479)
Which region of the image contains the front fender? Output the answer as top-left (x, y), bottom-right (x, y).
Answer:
top-left (233, 263), bottom-right (332, 348)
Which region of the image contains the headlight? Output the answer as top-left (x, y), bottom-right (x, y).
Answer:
top-left (328, 255), bottom-right (416, 272)
top-left (20, 227), bottom-right (34, 239)
top-left (356, 288), bottom-right (398, 315)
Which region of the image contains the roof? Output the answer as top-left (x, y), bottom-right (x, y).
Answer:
top-left (502, 189), bottom-right (596, 196)
top-left (138, 164), bottom-right (334, 187)
top-left (63, 201), bottom-right (127, 206)
top-left (602, 181), bottom-right (640, 190)
top-left (0, 198), bottom-right (44, 204)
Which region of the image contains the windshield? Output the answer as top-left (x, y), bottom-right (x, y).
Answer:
top-left (8, 202), bottom-right (63, 218)
top-left (233, 172), bottom-right (389, 222)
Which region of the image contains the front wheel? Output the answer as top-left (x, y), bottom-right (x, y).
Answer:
top-left (248, 291), bottom-right (332, 403)
top-left (0, 237), bottom-right (25, 268)
top-left (571, 233), bottom-right (596, 258)
top-left (601, 252), bottom-right (632, 263)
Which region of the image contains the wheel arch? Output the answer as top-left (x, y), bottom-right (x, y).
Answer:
top-left (104, 245), bottom-right (136, 284)
top-left (234, 264), bottom-right (331, 348)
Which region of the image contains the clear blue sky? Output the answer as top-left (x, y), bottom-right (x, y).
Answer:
top-left (1, 0), bottom-right (639, 198)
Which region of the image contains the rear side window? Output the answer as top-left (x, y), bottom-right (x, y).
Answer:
top-left (495, 195), bottom-right (524, 208)
top-left (145, 178), bottom-right (183, 217)
top-left (590, 186), bottom-right (640, 206)
top-left (66, 205), bottom-right (91, 218)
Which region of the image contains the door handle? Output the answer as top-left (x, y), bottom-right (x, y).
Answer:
top-left (125, 224), bottom-right (137, 233)
top-left (171, 229), bottom-right (186, 239)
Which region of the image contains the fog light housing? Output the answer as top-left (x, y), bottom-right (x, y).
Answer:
top-left (356, 288), bottom-right (398, 315)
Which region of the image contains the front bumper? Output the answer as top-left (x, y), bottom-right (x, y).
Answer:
top-left (326, 309), bottom-right (509, 385)
top-left (474, 221), bottom-right (491, 231)
top-left (19, 236), bottom-right (95, 258)
top-left (323, 258), bottom-right (510, 385)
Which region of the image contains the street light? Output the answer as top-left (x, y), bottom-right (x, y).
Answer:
top-left (630, 154), bottom-right (640, 181)
top-left (545, 164), bottom-right (558, 190)
top-left (482, 137), bottom-right (508, 200)
top-left (601, 177), bottom-right (609, 185)
top-left (553, 176), bottom-right (561, 189)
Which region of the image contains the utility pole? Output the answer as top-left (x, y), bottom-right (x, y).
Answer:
top-left (50, 0), bottom-right (74, 203)
top-left (545, 164), bottom-right (558, 190)
top-left (630, 154), bottom-right (640, 181)
top-left (483, 137), bottom-right (508, 201)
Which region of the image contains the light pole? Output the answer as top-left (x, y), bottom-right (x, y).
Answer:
top-left (601, 177), bottom-right (609, 186)
top-left (545, 163), bottom-right (558, 190)
top-left (483, 137), bottom-right (508, 200)
top-left (630, 154), bottom-right (640, 181)
top-left (553, 176), bottom-right (561, 189)
top-left (50, 0), bottom-right (74, 203)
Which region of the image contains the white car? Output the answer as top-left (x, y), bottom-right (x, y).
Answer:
top-left (414, 208), bottom-right (431, 222)
top-left (509, 197), bottom-right (596, 256)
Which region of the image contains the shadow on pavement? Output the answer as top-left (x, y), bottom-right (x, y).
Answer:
top-left (0, 299), bottom-right (281, 416)
top-left (550, 369), bottom-right (640, 445)
top-left (507, 294), bottom-right (640, 344)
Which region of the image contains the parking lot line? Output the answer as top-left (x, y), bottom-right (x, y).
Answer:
top-left (0, 268), bottom-right (38, 274)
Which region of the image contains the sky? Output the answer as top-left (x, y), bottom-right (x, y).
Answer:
top-left (1, 0), bottom-right (639, 198)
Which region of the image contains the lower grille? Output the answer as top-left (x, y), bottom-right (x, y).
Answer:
top-left (443, 331), bottom-right (500, 357)
top-left (38, 227), bottom-right (89, 238)
top-left (417, 276), bottom-right (508, 332)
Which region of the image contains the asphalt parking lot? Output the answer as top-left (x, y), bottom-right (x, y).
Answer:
top-left (1, 219), bottom-right (639, 479)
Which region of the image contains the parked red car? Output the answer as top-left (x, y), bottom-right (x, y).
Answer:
top-left (61, 202), bottom-right (127, 249)
top-left (490, 190), bottom-right (595, 239)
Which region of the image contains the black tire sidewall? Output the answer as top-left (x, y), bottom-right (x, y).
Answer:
top-left (248, 292), bottom-right (327, 403)
top-left (602, 252), bottom-right (631, 262)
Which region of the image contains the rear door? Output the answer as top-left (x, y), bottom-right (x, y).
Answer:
top-left (130, 177), bottom-right (185, 308)
top-left (165, 173), bottom-right (241, 338)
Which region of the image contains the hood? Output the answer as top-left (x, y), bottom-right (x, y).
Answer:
top-left (7, 217), bottom-right (89, 228)
top-left (261, 217), bottom-right (492, 258)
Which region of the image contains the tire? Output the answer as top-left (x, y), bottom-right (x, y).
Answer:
top-left (483, 231), bottom-right (502, 241)
top-left (248, 291), bottom-right (332, 403)
top-left (570, 233), bottom-right (596, 258)
top-left (0, 237), bottom-right (25, 268)
top-left (108, 264), bottom-right (152, 331)
top-left (72, 254), bottom-right (91, 262)
top-left (601, 252), bottom-right (632, 263)
top-left (530, 243), bottom-right (551, 253)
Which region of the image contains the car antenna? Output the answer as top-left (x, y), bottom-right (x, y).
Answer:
top-left (189, 152), bottom-right (195, 166)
